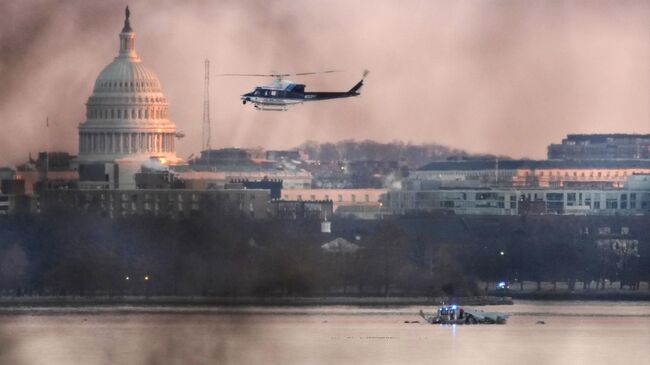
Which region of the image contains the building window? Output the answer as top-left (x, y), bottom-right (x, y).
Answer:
top-left (605, 199), bottom-right (618, 209)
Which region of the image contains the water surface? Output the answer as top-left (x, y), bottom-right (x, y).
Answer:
top-left (0, 301), bottom-right (648, 364)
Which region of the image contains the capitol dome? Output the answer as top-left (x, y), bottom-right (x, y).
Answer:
top-left (78, 7), bottom-right (179, 164)
top-left (93, 60), bottom-right (162, 93)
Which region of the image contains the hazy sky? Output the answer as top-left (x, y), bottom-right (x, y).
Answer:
top-left (0, 0), bottom-right (648, 165)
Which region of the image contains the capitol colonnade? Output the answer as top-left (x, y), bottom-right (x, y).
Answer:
top-left (79, 132), bottom-right (176, 154)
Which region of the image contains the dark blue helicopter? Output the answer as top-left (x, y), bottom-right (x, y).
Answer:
top-left (220, 70), bottom-right (368, 111)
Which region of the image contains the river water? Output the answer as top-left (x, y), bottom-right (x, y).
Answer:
top-left (0, 301), bottom-right (648, 365)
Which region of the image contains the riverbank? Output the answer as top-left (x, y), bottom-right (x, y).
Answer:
top-left (1, 289), bottom-right (647, 309)
top-left (0, 295), bottom-right (512, 308)
top-left (498, 290), bottom-right (650, 301)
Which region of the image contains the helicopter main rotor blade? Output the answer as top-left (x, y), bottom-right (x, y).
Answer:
top-left (216, 73), bottom-right (289, 77)
top-left (294, 70), bottom-right (341, 76)
top-left (216, 70), bottom-right (342, 77)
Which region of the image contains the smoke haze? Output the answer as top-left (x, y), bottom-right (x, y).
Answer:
top-left (0, 0), bottom-right (648, 165)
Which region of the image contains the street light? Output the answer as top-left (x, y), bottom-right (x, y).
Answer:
top-left (144, 275), bottom-right (150, 299)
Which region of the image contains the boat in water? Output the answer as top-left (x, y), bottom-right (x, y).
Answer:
top-left (419, 305), bottom-right (509, 325)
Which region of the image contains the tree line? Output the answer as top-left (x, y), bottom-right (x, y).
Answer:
top-left (0, 210), bottom-right (647, 298)
top-left (298, 139), bottom-right (507, 167)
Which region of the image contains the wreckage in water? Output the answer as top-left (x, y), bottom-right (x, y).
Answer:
top-left (419, 305), bottom-right (509, 325)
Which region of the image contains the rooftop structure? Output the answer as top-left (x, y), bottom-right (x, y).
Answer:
top-left (266, 150), bottom-right (301, 161)
top-left (191, 148), bottom-right (252, 166)
top-left (547, 134), bottom-right (650, 160)
top-left (418, 159), bottom-right (650, 171)
top-left (414, 159), bottom-right (650, 189)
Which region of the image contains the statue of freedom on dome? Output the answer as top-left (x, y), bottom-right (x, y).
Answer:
top-left (122, 6), bottom-right (132, 33)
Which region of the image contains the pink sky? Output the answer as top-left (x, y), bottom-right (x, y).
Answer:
top-left (0, 0), bottom-right (648, 165)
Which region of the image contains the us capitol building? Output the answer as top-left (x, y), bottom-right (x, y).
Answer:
top-left (34, 8), bottom-right (301, 219)
top-left (77, 7), bottom-right (182, 189)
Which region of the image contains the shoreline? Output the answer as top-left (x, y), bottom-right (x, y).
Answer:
top-left (0, 291), bottom-right (648, 309)
top-left (499, 290), bottom-right (650, 301)
top-left (1, 289), bottom-right (648, 308)
top-left (0, 295), bottom-right (647, 316)
top-left (0, 296), bottom-right (511, 308)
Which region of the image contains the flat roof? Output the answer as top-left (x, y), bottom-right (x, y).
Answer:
top-left (563, 134), bottom-right (650, 142)
top-left (418, 159), bottom-right (650, 171)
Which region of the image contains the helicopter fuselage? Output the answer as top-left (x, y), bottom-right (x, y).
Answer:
top-left (240, 78), bottom-right (364, 111)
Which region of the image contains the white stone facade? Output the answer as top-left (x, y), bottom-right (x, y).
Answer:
top-left (77, 11), bottom-right (178, 164)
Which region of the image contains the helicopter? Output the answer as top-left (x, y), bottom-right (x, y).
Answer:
top-left (219, 70), bottom-right (368, 111)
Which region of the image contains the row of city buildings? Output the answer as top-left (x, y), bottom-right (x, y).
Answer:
top-left (385, 157), bottom-right (650, 216)
top-left (1, 10), bottom-right (649, 220)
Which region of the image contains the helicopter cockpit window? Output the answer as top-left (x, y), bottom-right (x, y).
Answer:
top-left (253, 89), bottom-right (262, 96)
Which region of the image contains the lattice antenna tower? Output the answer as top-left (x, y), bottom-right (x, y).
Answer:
top-left (202, 59), bottom-right (212, 151)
